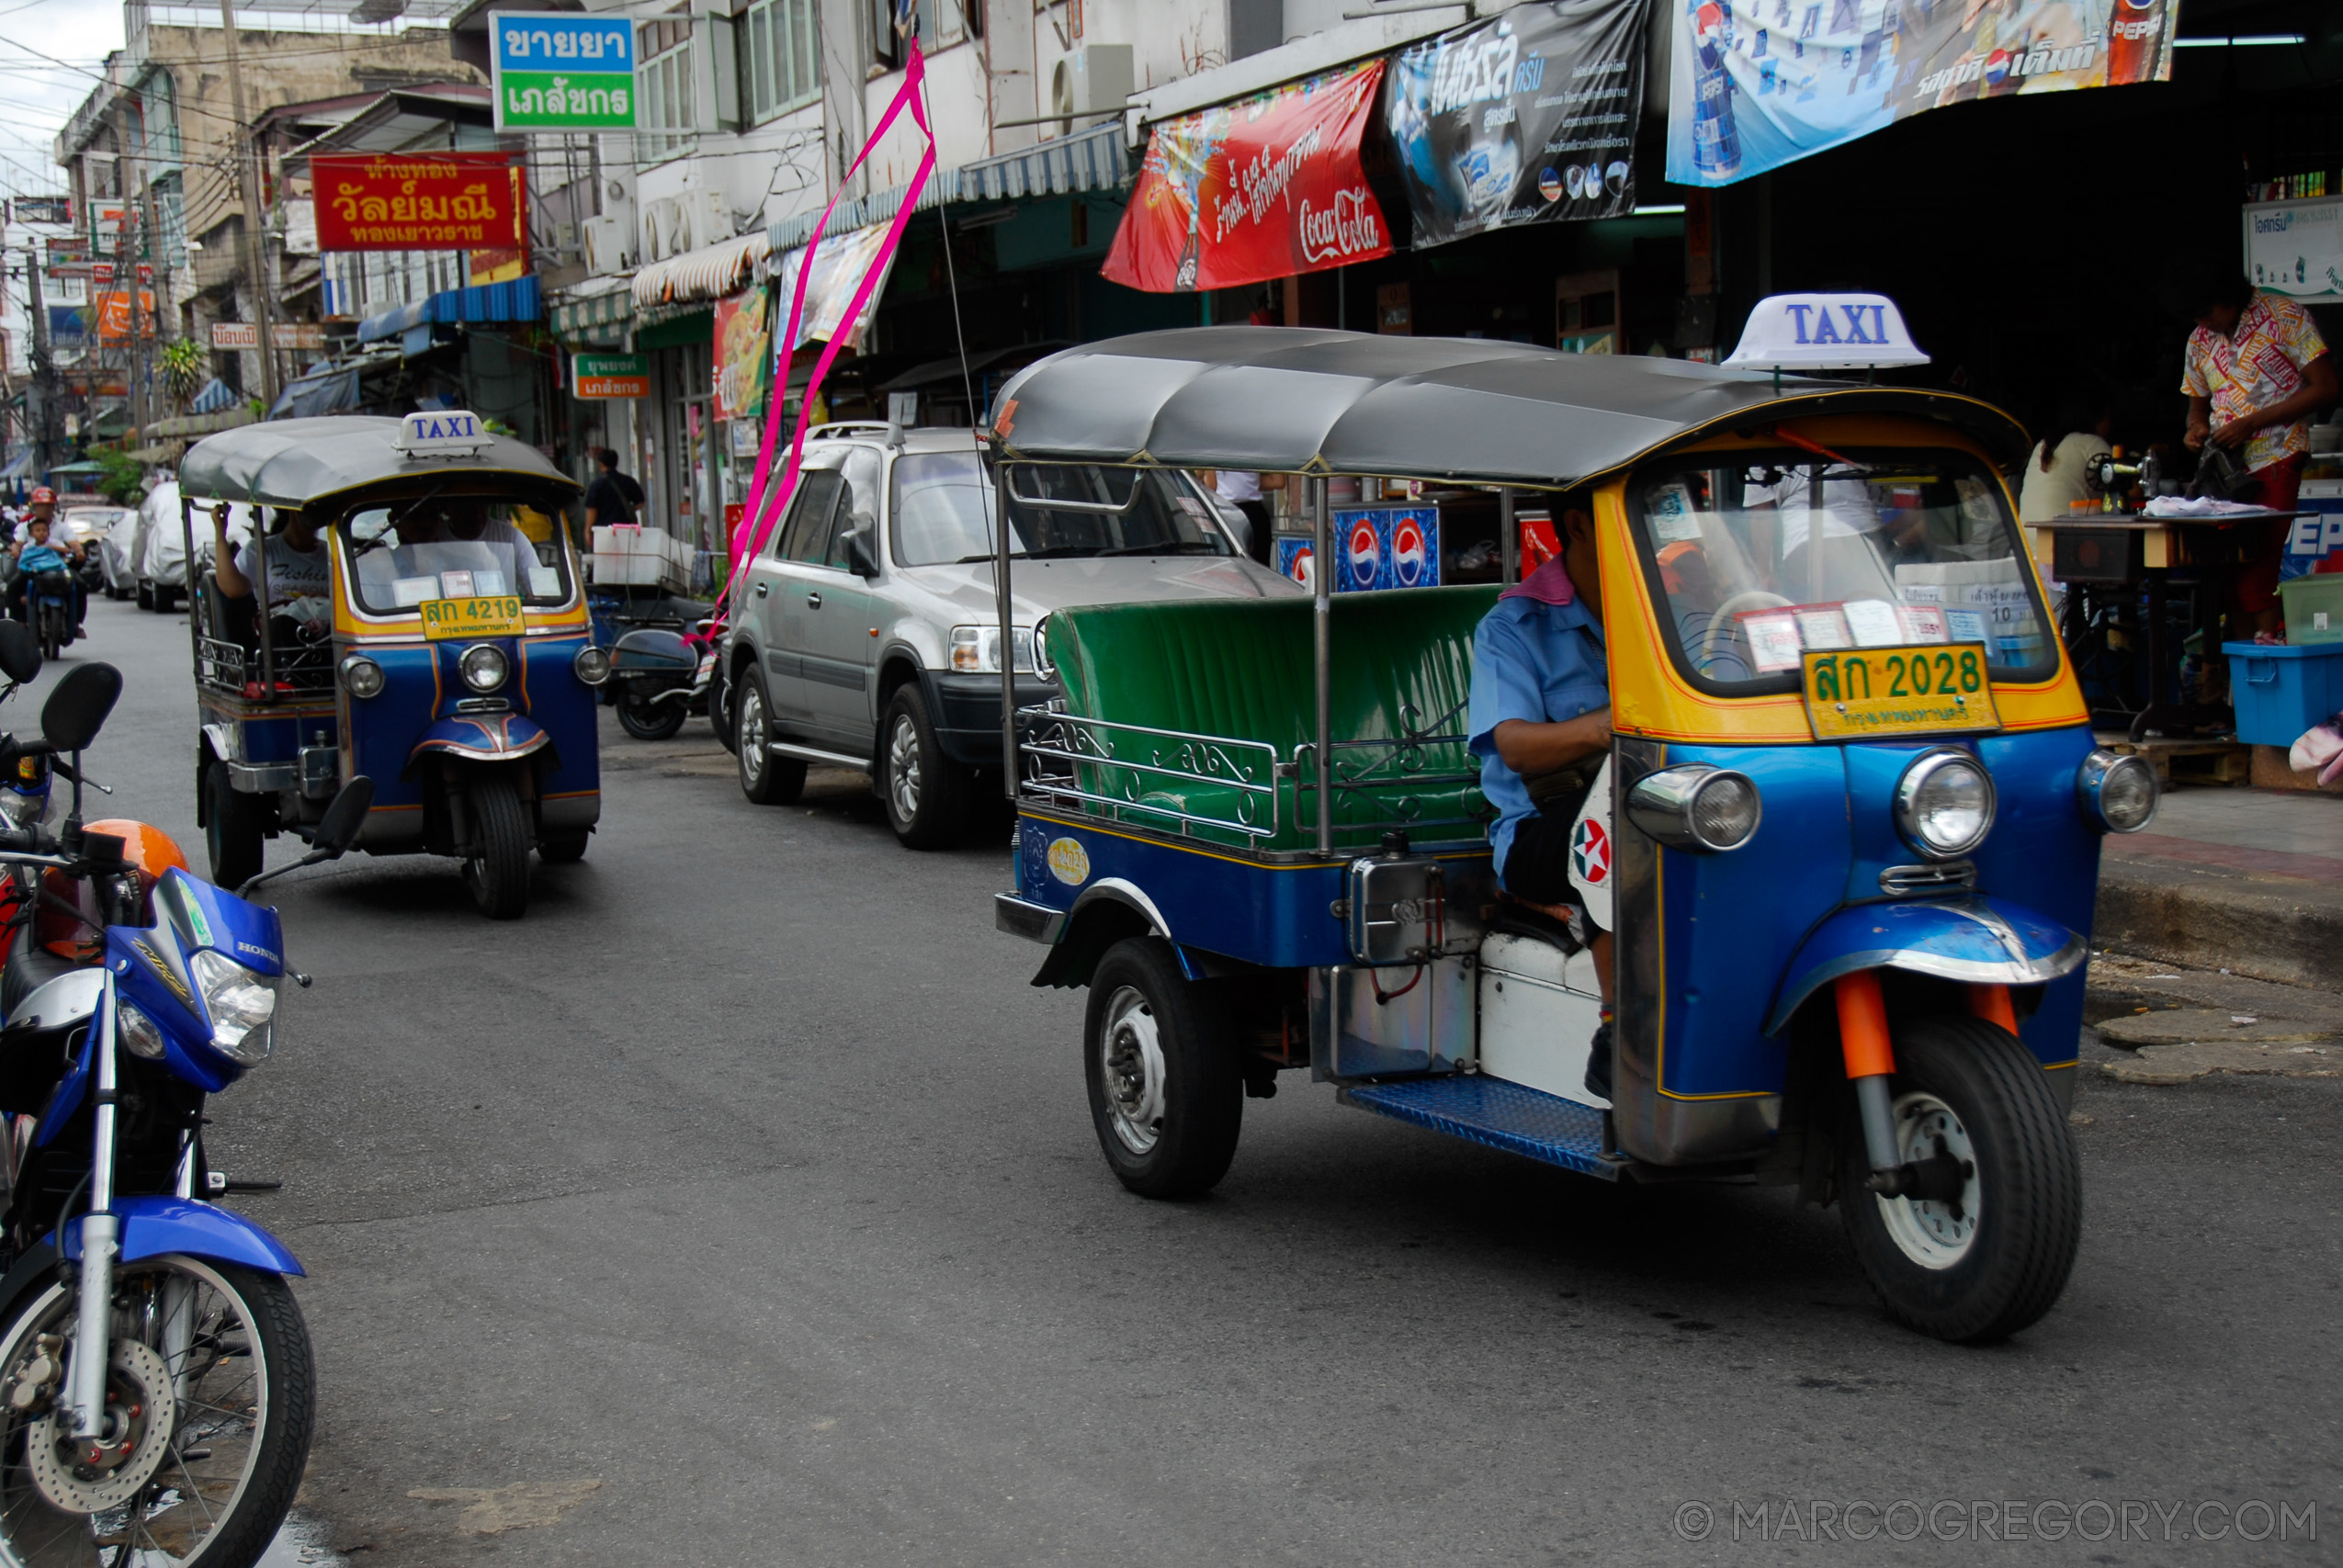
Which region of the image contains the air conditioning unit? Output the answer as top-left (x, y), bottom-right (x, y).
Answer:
top-left (1063, 43), bottom-right (1132, 120)
top-left (638, 189), bottom-right (733, 264)
top-left (583, 214), bottom-right (631, 275)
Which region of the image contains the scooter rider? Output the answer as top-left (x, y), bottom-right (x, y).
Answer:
top-left (8, 514), bottom-right (87, 631)
top-left (1466, 494), bottom-right (1618, 1097)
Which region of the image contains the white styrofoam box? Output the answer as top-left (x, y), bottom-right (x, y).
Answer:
top-left (591, 553), bottom-right (666, 585)
top-left (1477, 932), bottom-right (1608, 1109)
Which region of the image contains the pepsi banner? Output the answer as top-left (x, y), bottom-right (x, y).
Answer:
top-left (1384, 0), bottom-right (1653, 248)
top-left (1666, 0), bottom-right (2177, 188)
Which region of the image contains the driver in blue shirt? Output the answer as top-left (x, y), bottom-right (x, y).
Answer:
top-left (1467, 496), bottom-right (1616, 1097)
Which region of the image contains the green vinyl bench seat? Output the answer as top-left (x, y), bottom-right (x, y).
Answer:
top-left (1041, 585), bottom-right (1500, 855)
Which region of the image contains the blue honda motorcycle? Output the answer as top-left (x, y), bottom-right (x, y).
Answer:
top-left (0, 634), bottom-right (371, 1565)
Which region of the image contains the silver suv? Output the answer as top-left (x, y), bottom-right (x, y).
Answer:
top-left (728, 425), bottom-right (1299, 847)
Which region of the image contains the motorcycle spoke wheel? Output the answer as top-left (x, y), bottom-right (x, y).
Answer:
top-left (0, 1258), bottom-right (312, 1567)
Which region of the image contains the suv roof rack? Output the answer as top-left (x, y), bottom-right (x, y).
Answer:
top-left (808, 422), bottom-right (890, 440)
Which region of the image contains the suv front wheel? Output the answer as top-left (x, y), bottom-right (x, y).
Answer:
top-left (878, 684), bottom-right (971, 849)
top-left (734, 668), bottom-right (808, 806)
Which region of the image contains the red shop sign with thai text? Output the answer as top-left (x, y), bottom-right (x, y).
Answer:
top-left (312, 152), bottom-right (527, 253)
top-left (1103, 59), bottom-right (1391, 294)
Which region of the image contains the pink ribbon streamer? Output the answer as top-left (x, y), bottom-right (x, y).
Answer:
top-left (726, 40), bottom-right (936, 613)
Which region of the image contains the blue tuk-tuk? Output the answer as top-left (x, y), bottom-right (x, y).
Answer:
top-left (177, 412), bottom-right (611, 918)
top-left (986, 325), bottom-right (2160, 1343)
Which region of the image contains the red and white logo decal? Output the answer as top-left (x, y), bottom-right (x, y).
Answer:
top-left (1571, 817), bottom-right (1611, 886)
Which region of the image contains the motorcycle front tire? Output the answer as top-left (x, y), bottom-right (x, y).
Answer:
top-left (0, 1255), bottom-right (314, 1567)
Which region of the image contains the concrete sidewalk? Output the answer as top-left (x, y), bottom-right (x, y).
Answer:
top-left (2094, 785), bottom-right (2343, 990)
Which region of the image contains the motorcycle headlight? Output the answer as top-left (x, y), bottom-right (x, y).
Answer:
top-left (2077, 748), bottom-right (2158, 834)
top-left (458, 643), bottom-right (509, 694)
top-left (1894, 749), bottom-right (1996, 860)
top-left (573, 645), bottom-right (612, 686)
top-left (116, 999), bottom-right (166, 1061)
top-left (187, 949), bottom-right (278, 1065)
top-left (340, 655), bottom-right (386, 699)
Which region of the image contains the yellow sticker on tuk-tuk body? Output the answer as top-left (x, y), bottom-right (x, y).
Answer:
top-left (420, 596), bottom-right (525, 639)
top-left (1800, 644), bottom-right (2002, 741)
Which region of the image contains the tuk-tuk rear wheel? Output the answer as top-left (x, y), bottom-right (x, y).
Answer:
top-left (204, 759), bottom-right (266, 890)
top-left (1082, 938), bottom-right (1242, 1200)
top-left (1838, 1015), bottom-right (2080, 1345)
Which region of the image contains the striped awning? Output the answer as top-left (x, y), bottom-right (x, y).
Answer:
top-left (631, 231), bottom-right (769, 311)
top-left (551, 287), bottom-right (635, 344)
top-left (764, 121), bottom-right (1133, 253)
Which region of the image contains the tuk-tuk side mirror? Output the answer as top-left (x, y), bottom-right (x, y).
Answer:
top-left (0, 621), bottom-right (40, 684)
top-left (842, 521), bottom-right (879, 579)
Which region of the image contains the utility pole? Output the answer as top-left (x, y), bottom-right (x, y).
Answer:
top-left (24, 232), bottom-right (52, 479)
top-left (218, 0), bottom-right (278, 408)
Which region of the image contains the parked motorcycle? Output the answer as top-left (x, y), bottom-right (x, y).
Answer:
top-left (610, 610), bottom-right (730, 744)
top-left (0, 637), bottom-right (373, 1565)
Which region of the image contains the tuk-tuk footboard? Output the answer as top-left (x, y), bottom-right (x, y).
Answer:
top-left (1340, 1078), bottom-right (1625, 1181)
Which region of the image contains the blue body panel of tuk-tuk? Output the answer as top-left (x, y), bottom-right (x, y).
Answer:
top-left (347, 635), bottom-right (600, 813)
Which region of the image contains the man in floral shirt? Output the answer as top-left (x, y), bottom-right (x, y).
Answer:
top-left (2177, 270), bottom-right (2339, 637)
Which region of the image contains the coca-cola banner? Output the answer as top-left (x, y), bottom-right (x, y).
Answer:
top-left (1385, 0), bottom-right (1653, 249)
top-left (312, 152), bottom-right (527, 252)
top-left (1665, 0), bottom-right (2176, 187)
top-left (1103, 59), bottom-right (1391, 293)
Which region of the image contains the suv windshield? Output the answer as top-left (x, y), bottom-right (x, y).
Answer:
top-left (890, 452), bottom-right (1236, 566)
top-left (339, 498), bottom-right (573, 615)
top-left (1630, 450), bottom-right (2054, 692)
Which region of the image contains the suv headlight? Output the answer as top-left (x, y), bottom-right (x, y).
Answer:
top-left (187, 949), bottom-right (278, 1064)
top-left (949, 625), bottom-right (1034, 674)
top-left (1894, 748), bottom-right (1996, 860)
top-left (458, 643), bottom-right (509, 694)
top-left (2077, 748), bottom-right (2158, 834)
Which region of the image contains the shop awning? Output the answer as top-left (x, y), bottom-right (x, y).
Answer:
top-left (0, 451), bottom-right (30, 481)
top-left (764, 123), bottom-right (1136, 254)
top-left (268, 366), bottom-right (363, 421)
top-left (957, 121), bottom-right (1128, 203)
top-left (355, 275), bottom-right (543, 345)
top-left (150, 407), bottom-right (259, 439)
top-left (188, 378), bottom-right (242, 415)
top-left (551, 284), bottom-right (634, 343)
top-left (631, 231), bottom-right (768, 312)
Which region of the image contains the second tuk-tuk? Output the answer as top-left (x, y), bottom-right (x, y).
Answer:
top-left (178, 412), bottom-right (610, 919)
top-left (987, 321), bottom-right (2160, 1344)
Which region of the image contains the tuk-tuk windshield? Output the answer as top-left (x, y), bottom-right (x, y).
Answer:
top-left (1630, 449), bottom-right (2054, 692)
top-left (889, 454), bottom-right (1238, 566)
top-left (338, 499), bottom-right (574, 615)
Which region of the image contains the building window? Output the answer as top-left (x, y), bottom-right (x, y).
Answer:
top-left (871, 0), bottom-right (969, 66)
top-left (744, 0), bottom-right (821, 122)
top-left (639, 15), bottom-right (697, 159)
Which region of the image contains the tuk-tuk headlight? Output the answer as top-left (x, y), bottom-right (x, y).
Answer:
top-left (187, 949), bottom-right (277, 1065)
top-left (458, 644), bottom-right (509, 694)
top-left (1625, 764), bottom-right (1762, 852)
top-left (573, 645), bottom-right (612, 687)
top-left (1895, 749), bottom-right (1996, 860)
top-left (2077, 748), bottom-right (2158, 834)
top-left (340, 655), bottom-right (386, 699)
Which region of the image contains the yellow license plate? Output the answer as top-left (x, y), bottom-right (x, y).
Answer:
top-left (1800, 644), bottom-right (2002, 741)
top-left (420, 596), bottom-right (525, 640)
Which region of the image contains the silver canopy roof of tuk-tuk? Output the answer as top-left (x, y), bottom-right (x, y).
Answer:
top-left (180, 416), bottom-right (581, 510)
top-left (987, 327), bottom-right (2030, 486)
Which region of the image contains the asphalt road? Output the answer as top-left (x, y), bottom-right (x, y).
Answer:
top-left (33, 595), bottom-right (2341, 1566)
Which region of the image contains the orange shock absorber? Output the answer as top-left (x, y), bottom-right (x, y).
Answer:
top-left (1834, 970), bottom-right (1903, 1180)
top-left (1969, 984), bottom-right (2018, 1032)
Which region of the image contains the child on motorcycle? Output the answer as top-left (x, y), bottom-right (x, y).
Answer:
top-left (7, 516), bottom-right (86, 631)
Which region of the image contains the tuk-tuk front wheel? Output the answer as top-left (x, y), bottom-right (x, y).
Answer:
top-left (204, 759), bottom-right (266, 890)
top-left (460, 773), bottom-right (532, 919)
top-left (1838, 1015), bottom-right (2081, 1344)
top-left (1083, 938), bottom-right (1242, 1200)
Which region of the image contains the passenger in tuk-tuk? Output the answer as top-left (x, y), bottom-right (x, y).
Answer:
top-left (352, 497), bottom-right (549, 607)
top-left (1466, 494), bottom-right (1618, 1095)
top-left (212, 502), bottom-right (332, 641)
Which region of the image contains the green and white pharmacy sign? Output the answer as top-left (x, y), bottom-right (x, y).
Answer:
top-left (492, 14), bottom-right (636, 131)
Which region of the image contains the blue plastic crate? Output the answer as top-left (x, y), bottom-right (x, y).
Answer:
top-left (2224, 640), bottom-right (2343, 746)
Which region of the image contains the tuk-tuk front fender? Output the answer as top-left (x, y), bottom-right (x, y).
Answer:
top-left (405, 712), bottom-right (552, 774)
top-left (1766, 896), bottom-right (2087, 1036)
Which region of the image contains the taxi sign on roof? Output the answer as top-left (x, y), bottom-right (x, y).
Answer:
top-left (1724, 293), bottom-right (1930, 374)
top-left (394, 410), bottom-right (494, 458)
